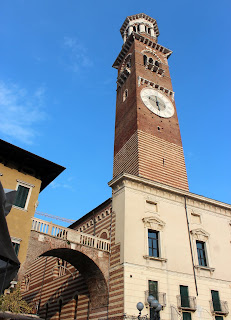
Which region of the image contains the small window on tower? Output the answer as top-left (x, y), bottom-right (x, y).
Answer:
top-left (155, 61), bottom-right (160, 67)
top-left (149, 58), bottom-right (153, 64)
top-left (123, 89), bottom-right (128, 102)
top-left (137, 25), bottom-right (140, 32)
top-left (143, 55), bottom-right (147, 66)
top-left (133, 26), bottom-right (136, 32)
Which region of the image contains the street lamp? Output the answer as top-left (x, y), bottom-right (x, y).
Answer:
top-left (136, 302), bottom-right (144, 319)
top-left (136, 295), bottom-right (162, 320)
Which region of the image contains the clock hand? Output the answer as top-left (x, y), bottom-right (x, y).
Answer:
top-left (156, 97), bottom-right (160, 111)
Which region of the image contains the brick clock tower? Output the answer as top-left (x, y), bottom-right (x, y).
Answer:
top-left (113, 13), bottom-right (188, 191)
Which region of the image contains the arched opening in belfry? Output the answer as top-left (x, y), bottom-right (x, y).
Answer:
top-left (21, 248), bottom-right (109, 319)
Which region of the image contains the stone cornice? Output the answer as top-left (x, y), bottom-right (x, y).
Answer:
top-left (120, 13), bottom-right (159, 37)
top-left (108, 173), bottom-right (231, 213)
top-left (113, 33), bottom-right (172, 69)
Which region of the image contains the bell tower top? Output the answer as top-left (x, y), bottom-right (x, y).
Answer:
top-left (120, 13), bottom-right (160, 43)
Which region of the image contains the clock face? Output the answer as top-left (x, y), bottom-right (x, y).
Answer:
top-left (140, 88), bottom-right (174, 118)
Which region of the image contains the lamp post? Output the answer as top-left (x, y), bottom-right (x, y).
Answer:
top-left (136, 295), bottom-right (162, 320)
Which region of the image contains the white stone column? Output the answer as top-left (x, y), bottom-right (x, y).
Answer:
top-left (140, 23), bottom-right (145, 33)
top-left (123, 33), bottom-right (127, 43)
top-left (128, 26), bottom-right (133, 35)
top-left (151, 28), bottom-right (155, 37)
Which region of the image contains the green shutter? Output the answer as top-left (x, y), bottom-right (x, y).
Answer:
top-left (14, 243), bottom-right (20, 256)
top-left (14, 185), bottom-right (29, 208)
top-left (211, 290), bottom-right (221, 312)
top-left (149, 280), bottom-right (158, 299)
top-left (183, 312), bottom-right (191, 320)
top-left (180, 286), bottom-right (190, 308)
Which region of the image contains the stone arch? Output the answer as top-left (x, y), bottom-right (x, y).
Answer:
top-left (19, 231), bottom-right (110, 310)
top-left (98, 229), bottom-right (110, 240)
top-left (121, 53), bottom-right (132, 71)
top-left (141, 49), bottom-right (161, 63)
top-left (40, 248), bottom-right (108, 307)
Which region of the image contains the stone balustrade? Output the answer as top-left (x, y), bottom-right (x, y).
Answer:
top-left (31, 217), bottom-right (110, 252)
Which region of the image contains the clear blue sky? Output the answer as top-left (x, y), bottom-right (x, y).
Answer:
top-left (1, 0), bottom-right (230, 226)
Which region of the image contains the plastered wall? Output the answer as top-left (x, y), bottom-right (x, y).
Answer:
top-left (112, 175), bottom-right (231, 319)
top-left (0, 164), bottom-right (41, 263)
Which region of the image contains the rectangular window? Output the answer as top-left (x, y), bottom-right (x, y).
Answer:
top-left (148, 230), bottom-right (159, 257)
top-left (215, 316), bottom-right (223, 320)
top-left (12, 242), bottom-right (20, 256)
top-left (14, 185), bottom-right (30, 209)
top-left (180, 285), bottom-right (190, 308)
top-left (196, 241), bottom-right (207, 266)
top-left (211, 290), bottom-right (222, 312)
top-left (183, 312), bottom-right (191, 320)
top-left (149, 280), bottom-right (159, 319)
top-left (149, 280), bottom-right (158, 299)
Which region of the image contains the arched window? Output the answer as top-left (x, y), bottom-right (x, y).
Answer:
top-left (45, 303), bottom-right (49, 320)
top-left (133, 26), bottom-right (136, 32)
top-left (148, 28), bottom-right (151, 35)
top-left (155, 61), bottom-right (160, 67)
top-left (149, 58), bottom-right (153, 64)
top-left (137, 25), bottom-right (140, 32)
top-left (58, 299), bottom-right (62, 320)
top-left (123, 89), bottom-right (128, 102)
top-left (145, 26), bottom-right (147, 32)
top-left (101, 232), bottom-right (108, 240)
top-left (74, 295), bottom-right (78, 319)
top-left (143, 55), bottom-right (147, 66)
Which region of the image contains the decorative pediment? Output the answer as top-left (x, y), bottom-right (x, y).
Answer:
top-left (142, 216), bottom-right (165, 231)
top-left (190, 228), bottom-right (210, 241)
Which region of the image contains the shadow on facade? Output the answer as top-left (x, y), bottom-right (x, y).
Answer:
top-left (40, 248), bottom-right (108, 309)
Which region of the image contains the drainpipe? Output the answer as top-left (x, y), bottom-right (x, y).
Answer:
top-left (184, 196), bottom-right (198, 296)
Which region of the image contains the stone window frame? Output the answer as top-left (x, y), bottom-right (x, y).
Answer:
top-left (190, 211), bottom-right (202, 225)
top-left (98, 229), bottom-right (110, 240)
top-left (11, 236), bottom-right (21, 256)
top-left (23, 273), bottom-right (31, 291)
top-left (123, 89), bottom-right (128, 102)
top-left (121, 53), bottom-right (132, 71)
top-left (142, 216), bottom-right (167, 262)
top-left (13, 179), bottom-right (34, 211)
top-left (190, 228), bottom-right (214, 272)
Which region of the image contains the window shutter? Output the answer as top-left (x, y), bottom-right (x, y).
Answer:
top-left (149, 280), bottom-right (158, 299)
top-left (183, 312), bottom-right (191, 320)
top-left (180, 286), bottom-right (190, 308)
top-left (211, 290), bottom-right (221, 312)
top-left (14, 185), bottom-right (29, 208)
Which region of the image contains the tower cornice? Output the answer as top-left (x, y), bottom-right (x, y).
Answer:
top-left (120, 13), bottom-right (160, 38)
top-left (112, 33), bottom-right (172, 69)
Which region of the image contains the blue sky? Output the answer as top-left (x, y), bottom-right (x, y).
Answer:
top-left (1, 0), bottom-right (230, 226)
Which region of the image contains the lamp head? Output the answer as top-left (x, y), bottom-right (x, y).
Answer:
top-left (150, 299), bottom-right (159, 309)
top-left (147, 295), bottom-right (154, 305)
top-left (136, 302), bottom-right (144, 312)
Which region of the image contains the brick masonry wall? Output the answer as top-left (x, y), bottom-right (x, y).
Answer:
top-left (113, 37), bottom-right (189, 191)
top-left (21, 199), bottom-right (125, 319)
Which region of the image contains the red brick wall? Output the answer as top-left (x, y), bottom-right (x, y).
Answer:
top-left (113, 37), bottom-right (189, 191)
